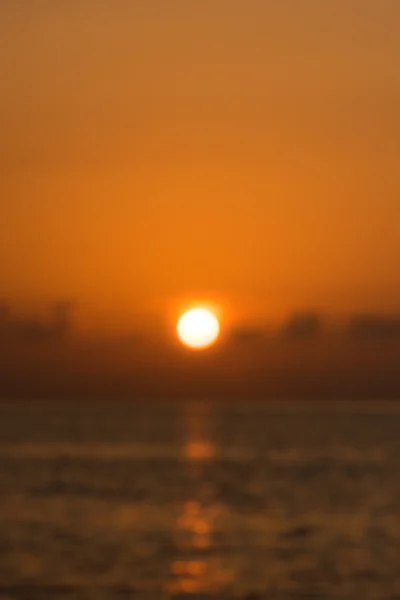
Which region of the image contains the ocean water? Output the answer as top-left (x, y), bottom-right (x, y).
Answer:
top-left (0, 400), bottom-right (400, 599)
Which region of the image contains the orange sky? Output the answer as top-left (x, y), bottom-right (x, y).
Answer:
top-left (1, 1), bottom-right (400, 331)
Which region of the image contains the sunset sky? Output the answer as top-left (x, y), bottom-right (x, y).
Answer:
top-left (1, 1), bottom-right (400, 334)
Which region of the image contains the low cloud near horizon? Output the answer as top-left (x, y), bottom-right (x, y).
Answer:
top-left (0, 302), bottom-right (73, 344)
top-left (280, 312), bottom-right (322, 341)
top-left (1, 302), bottom-right (400, 349)
top-left (347, 315), bottom-right (400, 343)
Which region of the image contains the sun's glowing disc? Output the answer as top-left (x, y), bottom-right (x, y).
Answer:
top-left (177, 308), bottom-right (220, 349)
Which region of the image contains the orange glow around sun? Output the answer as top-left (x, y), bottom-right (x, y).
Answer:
top-left (177, 308), bottom-right (220, 349)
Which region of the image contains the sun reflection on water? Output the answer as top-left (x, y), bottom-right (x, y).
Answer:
top-left (184, 440), bottom-right (215, 461)
top-left (165, 402), bottom-right (234, 596)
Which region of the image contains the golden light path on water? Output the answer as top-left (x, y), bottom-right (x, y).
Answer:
top-left (165, 402), bottom-right (234, 596)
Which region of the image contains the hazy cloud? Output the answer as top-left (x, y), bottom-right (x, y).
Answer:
top-left (229, 326), bottom-right (269, 345)
top-left (347, 315), bottom-right (400, 342)
top-left (281, 312), bottom-right (322, 341)
top-left (0, 302), bottom-right (73, 344)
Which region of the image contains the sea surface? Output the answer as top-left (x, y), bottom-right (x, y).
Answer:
top-left (0, 400), bottom-right (400, 599)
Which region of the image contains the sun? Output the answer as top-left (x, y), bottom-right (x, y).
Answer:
top-left (177, 308), bottom-right (220, 350)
